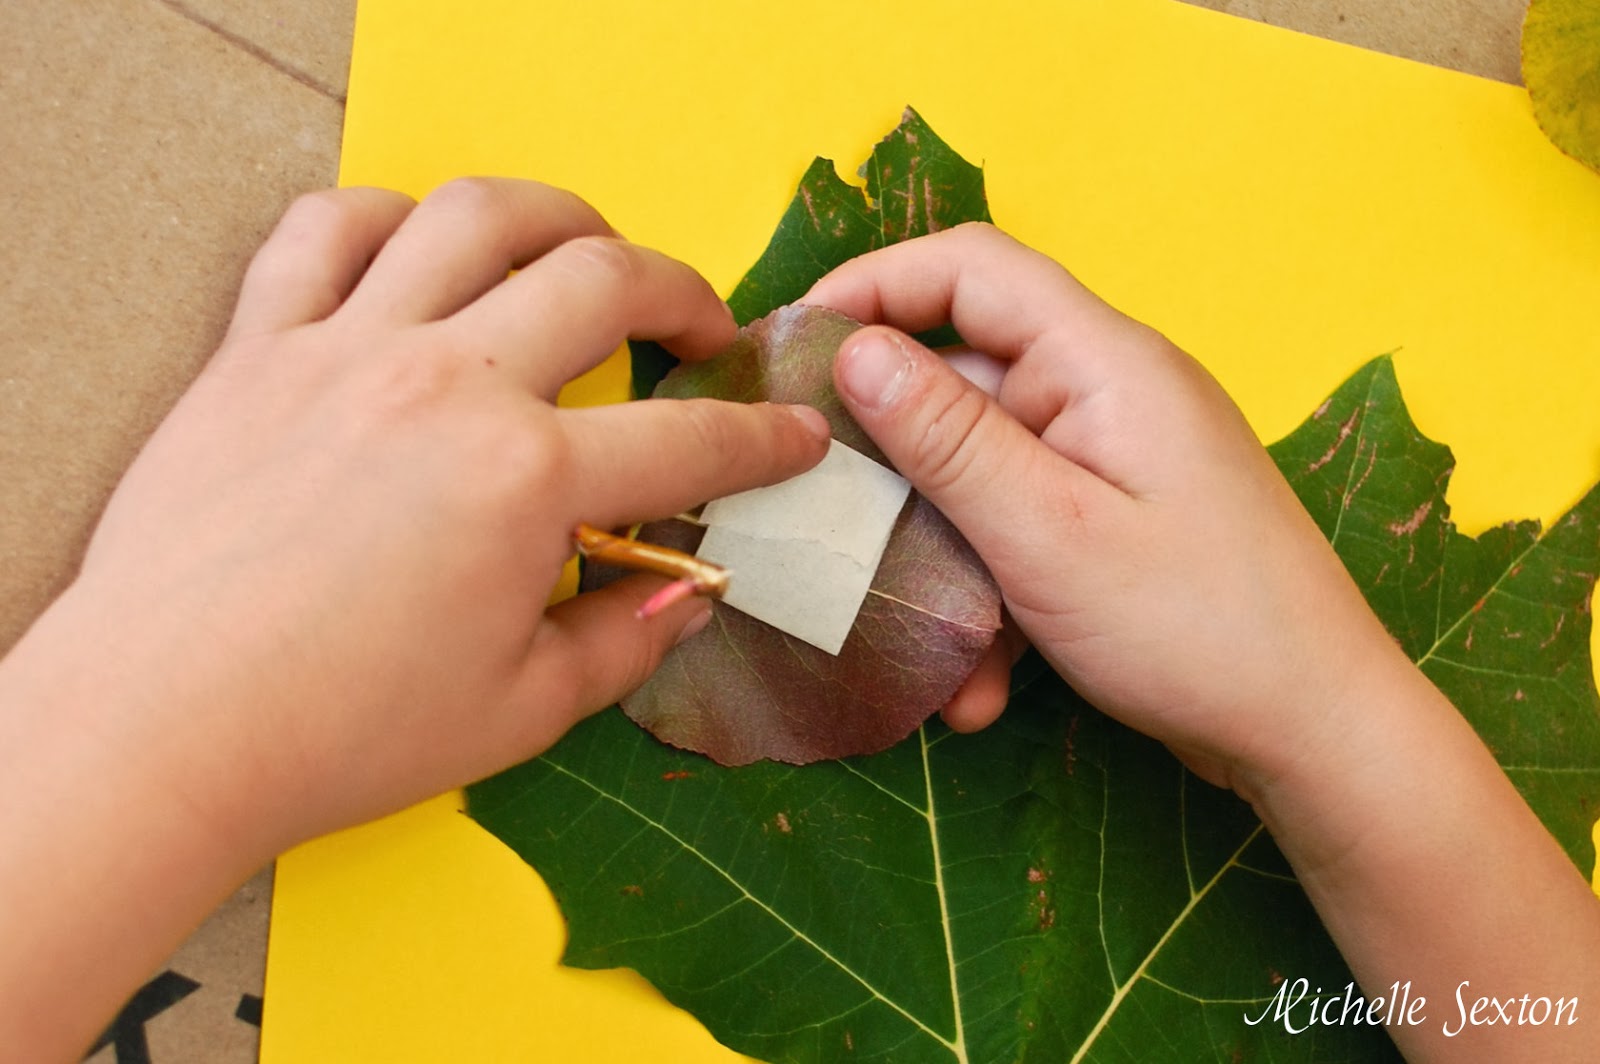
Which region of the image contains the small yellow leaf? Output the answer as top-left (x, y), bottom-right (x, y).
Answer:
top-left (1523, 0), bottom-right (1600, 172)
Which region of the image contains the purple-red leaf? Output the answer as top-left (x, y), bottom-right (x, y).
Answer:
top-left (618, 305), bottom-right (1001, 765)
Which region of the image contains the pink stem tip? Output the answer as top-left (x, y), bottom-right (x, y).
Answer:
top-left (636, 577), bottom-right (701, 620)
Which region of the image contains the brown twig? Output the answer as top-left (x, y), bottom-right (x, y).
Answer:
top-left (573, 523), bottom-right (730, 618)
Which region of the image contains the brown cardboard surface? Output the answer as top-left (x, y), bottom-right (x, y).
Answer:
top-left (0, 0), bottom-right (347, 653)
top-left (83, 868), bottom-right (273, 1064)
top-left (0, 0), bottom-right (1526, 1061)
top-left (1, 1), bottom-right (348, 1061)
top-left (1187, 0), bottom-right (1529, 83)
top-left (157, 0), bottom-right (355, 100)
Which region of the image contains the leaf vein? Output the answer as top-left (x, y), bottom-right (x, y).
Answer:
top-left (865, 587), bottom-right (996, 632)
top-left (543, 759), bottom-right (960, 1053)
top-left (1067, 824), bottom-right (1266, 1064)
top-left (920, 725), bottom-right (971, 1063)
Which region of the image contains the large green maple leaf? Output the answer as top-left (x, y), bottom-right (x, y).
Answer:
top-left (468, 112), bottom-right (1600, 1062)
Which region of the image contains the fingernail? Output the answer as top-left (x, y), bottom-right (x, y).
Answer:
top-left (839, 332), bottom-right (912, 410)
top-left (786, 403), bottom-right (832, 441)
top-left (674, 603), bottom-right (713, 646)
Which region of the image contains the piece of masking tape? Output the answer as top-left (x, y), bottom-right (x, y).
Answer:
top-left (696, 439), bottom-right (911, 655)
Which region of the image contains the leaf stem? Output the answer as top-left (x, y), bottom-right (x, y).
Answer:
top-left (572, 524), bottom-right (730, 615)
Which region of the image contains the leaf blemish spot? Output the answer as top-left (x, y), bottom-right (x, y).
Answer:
top-left (774, 811), bottom-right (792, 834)
top-left (660, 770), bottom-right (695, 781)
top-left (1034, 888), bottom-right (1056, 931)
top-left (1343, 443), bottom-right (1379, 506)
top-left (1307, 408), bottom-right (1359, 473)
top-left (1387, 500), bottom-right (1433, 537)
top-left (800, 185), bottom-right (821, 230)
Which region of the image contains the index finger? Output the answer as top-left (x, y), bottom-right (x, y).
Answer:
top-left (802, 222), bottom-right (1137, 362)
top-left (445, 237), bottom-right (738, 401)
top-left (560, 398), bottom-right (832, 529)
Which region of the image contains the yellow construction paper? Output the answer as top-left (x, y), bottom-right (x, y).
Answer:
top-left (264, 0), bottom-right (1600, 1059)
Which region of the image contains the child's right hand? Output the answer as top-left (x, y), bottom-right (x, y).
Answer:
top-left (806, 224), bottom-right (1410, 802)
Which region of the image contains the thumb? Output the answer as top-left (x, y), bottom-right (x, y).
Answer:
top-left (833, 326), bottom-right (1103, 569)
top-left (493, 575), bottom-right (711, 762)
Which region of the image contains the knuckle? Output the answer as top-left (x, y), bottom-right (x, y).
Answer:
top-left (553, 235), bottom-right (641, 291)
top-left (943, 219), bottom-right (1007, 249)
top-left (280, 188), bottom-right (357, 230)
top-left (456, 388), bottom-right (570, 499)
top-left (910, 383), bottom-right (992, 496)
top-left (454, 409), bottom-right (569, 520)
top-left (497, 422), bottom-right (566, 494)
top-left (948, 219), bottom-right (1000, 239)
top-left (535, 182), bottom-right (604, 224)
top-left (270, 190), bottom-right (370, 258)
top-left (677, 398), bottom-right (741, 463)
top-left (424, 175), bottom-right (507, 217)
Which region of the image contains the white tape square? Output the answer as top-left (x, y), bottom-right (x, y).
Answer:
top-left (696, 439), bottom-right (911, 655)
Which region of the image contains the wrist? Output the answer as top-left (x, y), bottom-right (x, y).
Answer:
top-left (0, 592), bottom-right (280, 1059)
top-left (1218, 626), bottom-right (1600, 1064)
top-left (1228, 635), bottom-right (1435, 852)
top-left (1, 583), bottom-right (292, 872)
top-left (1235, 641), bottom-right (1496, 884)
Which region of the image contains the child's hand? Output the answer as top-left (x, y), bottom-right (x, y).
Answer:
top-left (30, 179), bottom-right (829, 852)
top-left (807, 224), bottom-right (1405, 798)
top-left (0, 178), bottom-right (832, 1058)
top-left (812, 225), bottom-right (1600, 1064)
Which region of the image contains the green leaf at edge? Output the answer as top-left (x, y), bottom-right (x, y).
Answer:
top-left (1522, 0), bottom-right (1600, 174)
top-left (1271, 355), bottom-right (1600, 872)
top-left (630, 106), bottom-right (992, 398)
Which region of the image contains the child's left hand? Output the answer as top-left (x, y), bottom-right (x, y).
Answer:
top-left (13, 178), bottom-right (831, 856)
